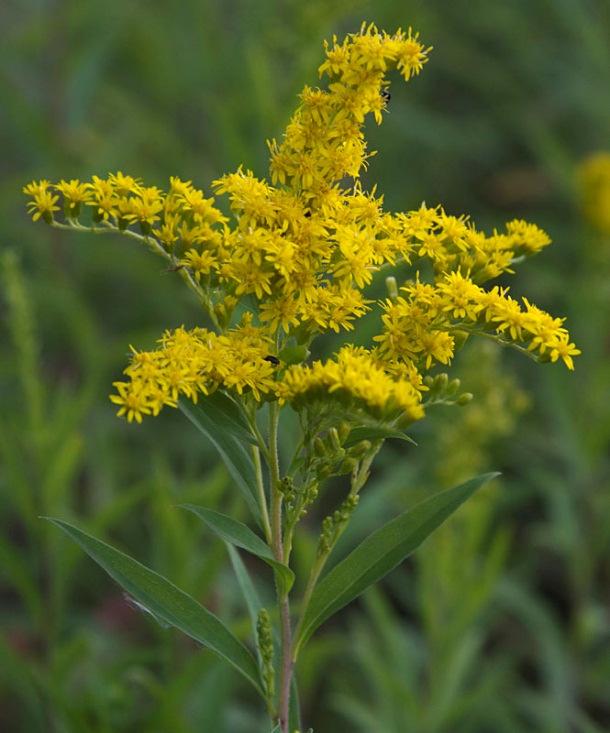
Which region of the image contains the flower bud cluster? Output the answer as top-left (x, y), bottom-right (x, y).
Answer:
top-left (308, 426), bottom-right (376, 483)
top-left (280, 476), bottom-right (319, 526)
top-left (256, 609), bottom-right (275, 702)
top-left (318, 494), bottom-right (360, 555)
top-left (422, 373), bottom-right (473, 407)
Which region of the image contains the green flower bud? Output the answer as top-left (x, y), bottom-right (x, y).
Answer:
top-left (329, 427), bottom-right (342, 452)
top-left (337, 456), bottom-right (359, 474)
top-left (348, 439), bottom-right (372, 459)
top-left (385, 275), bottom-right (399, 301)
top-left (313, 437), bottom-right (327, 457)
top-left (457, 392), bottom-right (474, 405)
top-left (337, 421), bottom-right (351, 443)
top-left (446, 378), bottom-right (461, 396)
top-left (435, 373), bottom-right (449, 390)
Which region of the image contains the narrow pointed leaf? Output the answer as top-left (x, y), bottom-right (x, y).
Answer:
top-left (179, 399), bottom-right (261, 523)
top-left (194, 390), bottom-right (257, 445)
top-left (44, 517), bottom-right (262, 693)
top-left (295, 473), bottom-right (498, 655)
top-left (181, 505), bottom-right (294, 595)
top-left (226, 543), bottom-right (263, 631)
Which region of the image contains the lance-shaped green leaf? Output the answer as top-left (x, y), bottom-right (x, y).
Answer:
top-left (179, 398), bottom-right (261, 524)
top-left (226, 543), bottom-right (263, 631)
top-left (197, 390), bottom-right (257, 445)
top-left (294, 473), bottom-right (498, 656)
top-left (181, 505), bottom-right (295, 595)
top-left (44, 517), bottom-right (262, 693)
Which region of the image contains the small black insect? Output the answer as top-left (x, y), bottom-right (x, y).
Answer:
top-left (381, 89), bottom-right (391, 104)
top-left (264, 354), bottom-right (280, 366)
top-left (304, 210), bottom-right (312, 218)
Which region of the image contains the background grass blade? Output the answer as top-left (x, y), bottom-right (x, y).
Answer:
top-left (181, 505), bottom-right (295, 595)
top-left (44, 517), bottom-right (262, 693)
top-left (295, 473), bottom-right (499, 654)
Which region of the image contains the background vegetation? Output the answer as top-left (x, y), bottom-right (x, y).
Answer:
top-left (2, 0), bottom-right (609, 731)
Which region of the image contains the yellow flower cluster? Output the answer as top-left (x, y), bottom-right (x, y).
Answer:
top-left (399, 205), bottom-right (551, 282)
top-left (376, 271), bottom-right (580, 370)
top-left (23, 23), bottom-right (578, 425)
top-left (578, 152), bottom-right (610, 234)
top-left (268, 23), bottom-right (430, 194)
top-left (276, 346), bottom-right (424, 422)
top-left (110, 318), bottom-right (277, 422)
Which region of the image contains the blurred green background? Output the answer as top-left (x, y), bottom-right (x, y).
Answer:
top-left (2, 1), bottom-right (609, 731)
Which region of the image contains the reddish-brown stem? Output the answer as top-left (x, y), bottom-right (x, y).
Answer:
top-left (268, 402), bottom-right (293, 732)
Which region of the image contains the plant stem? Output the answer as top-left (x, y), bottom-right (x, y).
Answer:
top-left (268, 402), bottom-right (293, 732)
top-left (278, 597), bottom-right (293, 732)
top-left (49, 219), bottom-right (221, 330)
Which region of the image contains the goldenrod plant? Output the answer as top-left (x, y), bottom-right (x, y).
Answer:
top-left (24, 24), bottom-right (579, 732)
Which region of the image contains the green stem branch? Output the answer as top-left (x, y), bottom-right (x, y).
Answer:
top-left (49, 219), bottom-right (220, 330)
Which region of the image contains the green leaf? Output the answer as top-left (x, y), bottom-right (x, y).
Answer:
top-left (44, 517), bottom-right (262, 693)
top-left (344, 425), bottom-right (417, 448)
top-left (226, 543), bottom-right (262, 631)
top-left (179, 398), bottom-right (261, 524)
top-left (278, 344), bottom-right (310, 365)
top-left (294, 473), bottom-right (498, 655)
top-left (181, 505), bottom-right (294, 596)
top-left (203, 390), bottom-right (258, 445)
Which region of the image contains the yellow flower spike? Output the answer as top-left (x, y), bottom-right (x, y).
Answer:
top-left (24, 24), bottom-right (578, 424)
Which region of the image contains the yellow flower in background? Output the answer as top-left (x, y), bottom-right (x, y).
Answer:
top-left (578, 152), bottom-right (610, 234)
top-left (23, 22), bottom-right (579, 424)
